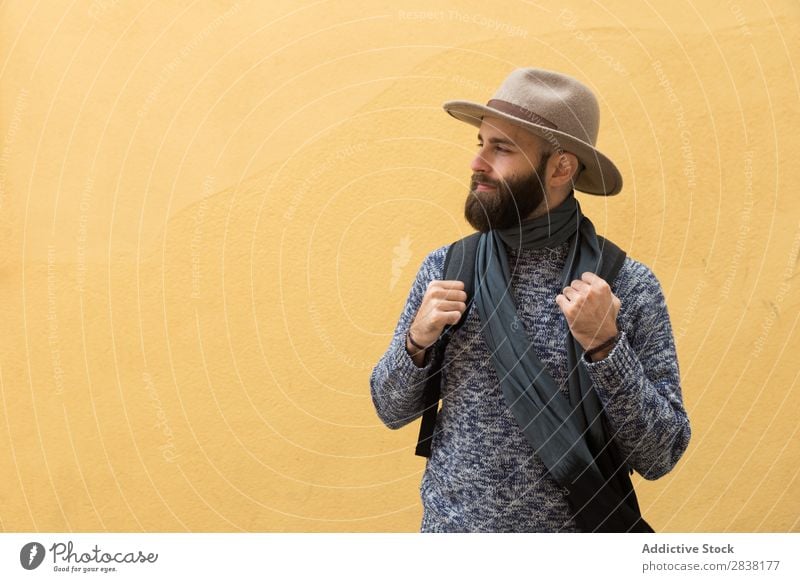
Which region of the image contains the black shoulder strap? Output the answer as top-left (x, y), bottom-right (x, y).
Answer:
top-left (596, 235), bottom-right (626, 284)
top-left (443, 232), bottom-right (482, 304)
top-left (586, 236), bottom-right (651, 530)
top-left (414, 233), bottom-right (481, 457)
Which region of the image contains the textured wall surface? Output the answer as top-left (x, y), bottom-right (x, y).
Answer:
top-left (0, 0), bottom-right (797, 532)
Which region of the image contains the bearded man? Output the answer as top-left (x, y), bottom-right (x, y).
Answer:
top-left (370, 68), bottom-right (690, 532)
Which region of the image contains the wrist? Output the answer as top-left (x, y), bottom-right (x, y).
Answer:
top-left (584, 332), bottom-right (619, 362)
top-left (587, 345), bottom-right (612, 362)
top-left (405, 328), bottom-right (436, 369)
top-left (406, 327), bottom-right (434, 355)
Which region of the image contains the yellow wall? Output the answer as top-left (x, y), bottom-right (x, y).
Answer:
top-left (0, 0), bottom-right (798, 532)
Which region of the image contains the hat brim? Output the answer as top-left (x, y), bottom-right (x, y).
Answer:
top-left (443, 100), bottom-right (622, 196)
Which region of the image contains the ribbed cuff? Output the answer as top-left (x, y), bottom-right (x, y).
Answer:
top-left (392, 334), bottom-right (438, 385)
top-left (581, 331), bottom-right (643, 400)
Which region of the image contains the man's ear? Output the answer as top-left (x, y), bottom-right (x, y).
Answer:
top-left (551, 152), bottom-right (580, 185)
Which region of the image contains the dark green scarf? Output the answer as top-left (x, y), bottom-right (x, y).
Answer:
top-left (473, 192), bottom-right (652, 532)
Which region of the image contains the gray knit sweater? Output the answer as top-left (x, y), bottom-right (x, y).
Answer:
top-left (370, 238), bottom-right (690, 532)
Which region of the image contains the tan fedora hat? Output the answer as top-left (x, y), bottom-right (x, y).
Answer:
top-left (443, 68), bottom-right (622, 195)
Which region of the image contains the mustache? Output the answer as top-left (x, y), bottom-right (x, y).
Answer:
top-left (470, 174), bottom-right (503, 189)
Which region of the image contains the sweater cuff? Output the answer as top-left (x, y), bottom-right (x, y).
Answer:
top-left (392, 335), bottom-right (438, 386)
top-left (581, 331), bottom-right (642, 397)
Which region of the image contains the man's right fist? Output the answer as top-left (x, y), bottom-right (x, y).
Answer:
top-left (408, 280), bottom-right (468, 350)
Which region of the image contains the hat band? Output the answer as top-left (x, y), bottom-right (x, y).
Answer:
top-left (486, 99), bottom-right (558, 130)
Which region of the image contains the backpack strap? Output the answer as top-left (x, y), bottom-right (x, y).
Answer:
top-left (584, 237), bottom-right (651, 529)
top-left (414, 233), bottom-right (481, 457)
top-left (595, 235), bottom-right (627, 285)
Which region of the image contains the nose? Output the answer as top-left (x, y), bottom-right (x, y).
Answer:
top-left (470, 149), bottom-right (491, 174)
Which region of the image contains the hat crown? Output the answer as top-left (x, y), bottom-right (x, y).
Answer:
top-left (492, 68), bottom-right (600, 146)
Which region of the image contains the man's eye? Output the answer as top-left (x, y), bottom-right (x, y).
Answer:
top-left (475, 143), bottom-right (509, 153)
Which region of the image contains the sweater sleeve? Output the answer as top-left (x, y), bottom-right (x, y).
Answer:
top-left (581, 258), bottom-right (691, 480)
top-left (369, 245), bottom-right (447, 429)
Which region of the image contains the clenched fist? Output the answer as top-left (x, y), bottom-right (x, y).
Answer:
top-left (555, 271), bottom-right (620, 361)
top-left (406, 280), bottom-right (468, 365)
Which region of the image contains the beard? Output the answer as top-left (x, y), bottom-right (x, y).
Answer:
top-left (464, 158), bottom-right (548, 233)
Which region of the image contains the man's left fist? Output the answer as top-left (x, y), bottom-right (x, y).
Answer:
top-left (555, 271), bottom-right (620, 356)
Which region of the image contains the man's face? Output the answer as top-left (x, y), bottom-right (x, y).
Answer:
top-left (464, 116), bottom-right (551, 233)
